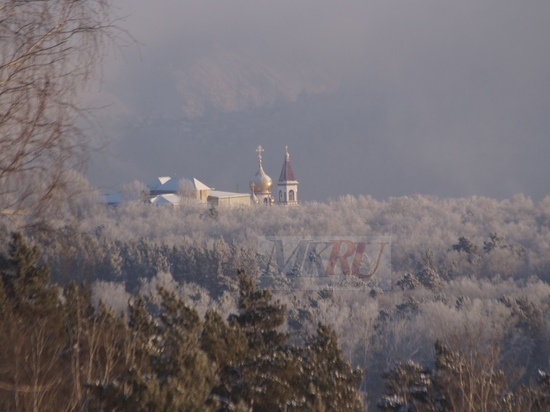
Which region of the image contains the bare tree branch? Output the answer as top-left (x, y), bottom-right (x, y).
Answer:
top-left (0, 0), bottom-right (116, 224)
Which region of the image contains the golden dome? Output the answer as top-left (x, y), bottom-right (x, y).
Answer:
top-left (250, 165), bottom-right (272, 194)
top-left (249, 145), bottom-right (273, 194)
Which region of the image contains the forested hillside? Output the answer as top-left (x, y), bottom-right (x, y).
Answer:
top-left (0, 233), bottom-right (362, 410)
top-left (2, 193), bottom-right (550, 410)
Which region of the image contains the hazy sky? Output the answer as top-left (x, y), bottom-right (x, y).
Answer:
top-left (92, 1), bottom-right (550, 201)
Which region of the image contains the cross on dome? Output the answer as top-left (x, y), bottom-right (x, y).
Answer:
top-left (250, 145), bottom-right (272, 196)
top-left (256, 145), bottom-right (264, 164)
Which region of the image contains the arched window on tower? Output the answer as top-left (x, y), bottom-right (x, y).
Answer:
top-left (289, 190), bottom-right (295, 201)
top-left (279, 190), bottom-right (283, 202)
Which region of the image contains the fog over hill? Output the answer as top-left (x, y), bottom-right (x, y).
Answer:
top-left (88, 1), bottom-right (550, 201)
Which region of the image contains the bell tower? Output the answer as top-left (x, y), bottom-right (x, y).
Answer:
top-left (277, 146), bottom-right (298, 205)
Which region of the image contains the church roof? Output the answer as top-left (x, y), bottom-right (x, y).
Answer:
top-left (148, 176), bottom-right (212, 195)
top-left (150, 193), bottom-right (182, 206)
top-left (278, 147), bottom-right (297, 183)
top-left (193, 178), bottom-right (211, 191)
top-left (147, 176), bottom-right (180, 193)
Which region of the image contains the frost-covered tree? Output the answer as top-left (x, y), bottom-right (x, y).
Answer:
top-left (1, 232), bottom-right (59, 316)
top-left (377, 360), bottom-right (436, 411)
top-left (415, 250), bottom-right (443, 290)
top-left (0, 0), bottom-right (115, 223)
top-left (452, 236), bottom-right (481, 264)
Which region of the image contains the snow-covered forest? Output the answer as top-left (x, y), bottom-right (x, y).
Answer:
top-left (3, 0), bottom-right (550, 409)
top-left (2, 192), bottom-right (550, 410)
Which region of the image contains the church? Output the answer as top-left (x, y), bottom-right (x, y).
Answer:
top-left (250, 145), bottom-right (299, 206)
top-left (102, 145), bottom-right (299, 208)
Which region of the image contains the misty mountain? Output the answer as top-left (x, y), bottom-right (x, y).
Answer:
top-left (103, 48), bottom-right (338, 119)
top-left (89, 0), bottom-right (550, 202)
top-left (174, 50), bottom-right (338, 118)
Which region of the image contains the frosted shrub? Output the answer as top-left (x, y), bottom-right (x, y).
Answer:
top-left (91, 280), bottom-right (130, 316)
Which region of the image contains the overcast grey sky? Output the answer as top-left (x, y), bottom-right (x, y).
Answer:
top-left (91, 1), bottom-right (550, 201)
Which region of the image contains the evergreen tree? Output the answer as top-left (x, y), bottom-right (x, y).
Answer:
top-left (451, 236), bottom-right (481, 264)
top-left (529, 369), bottom-right (550, 410)
top-left (153, 287), bottom-right (215, 410)
top-left (304, 323), bottom-right (364, 411)
top-left (93, 289), bottom-right (216, 411)
top-left (1, 232), bottom-right (60, 316)
top-left (201, 309), bottom-right (248, 410)
top-left (377, 360), bottom-right (437, 412)
top-left (0, 233), bottom-right (66, 410)
top-left (232, 271), bottom-right (288, 355)
top-left (415, 250), bottom-right (442, 291)
top-left (226, 271), bottom-right (295, 410)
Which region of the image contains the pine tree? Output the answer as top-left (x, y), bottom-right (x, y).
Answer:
top-left (226, 271), bottom-right (299, 410)
top-left (93, 289), bottom-right (217, 411)
top-left (232, 271), bottom-right (288, 354)
top-left (377, 360), bottom-right (437, 411)
top-left (452, 236), bottom-right (481, 264)
top-left (1, 232), bottom-right (60, 316)
top-left (415, 250), bottom-right (442, 291)
top-left (153, 287), bottom-right (215, 410)
top-left (304, 323), bottom-right (364, 411)
top-left (0, 233), bottom-right (66, 410)
top-left (93, 295), bottom-right (157, 411)
top-left (201, 308), bottom-right (248, 410)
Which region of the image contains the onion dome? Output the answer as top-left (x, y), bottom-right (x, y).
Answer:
top-left (250, 185), bottom-right (259, 204)
top-left (249, 145), bottom-right (272, 194)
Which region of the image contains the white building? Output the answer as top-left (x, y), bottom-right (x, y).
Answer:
top-left (147, 176), bottom-right (211, 202)
top-left (207, 190), bottom-right (251, 208)
top-left (147, 176), bottom-right (250, 208)
top-left (192, 178), bottom-right (212, 202)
